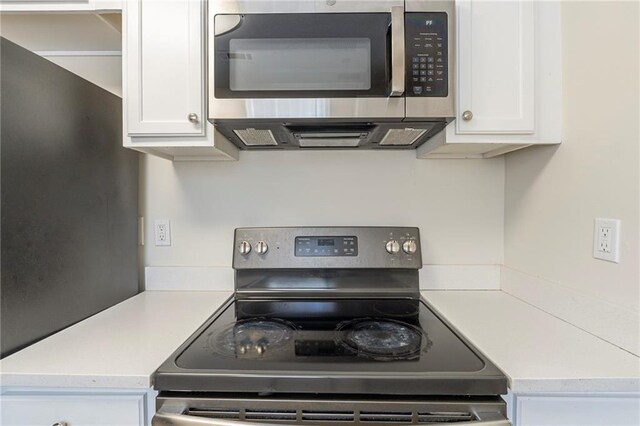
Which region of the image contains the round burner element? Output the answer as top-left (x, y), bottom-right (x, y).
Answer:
top-left (336, 318), bottom-right (424, 360)
top-left (207, 318), bottom-right (295, 359)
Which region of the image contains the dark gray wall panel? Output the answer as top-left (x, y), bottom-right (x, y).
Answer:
top-left (1, 37), bottom-right (139, 358)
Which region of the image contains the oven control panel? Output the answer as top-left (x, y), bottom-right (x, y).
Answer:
top-left (233, 227), bottom-right (421, 270)
top-left (295, 236), bottom-right (358, 257)
top-left (405, 12), bottom-right (448, 97)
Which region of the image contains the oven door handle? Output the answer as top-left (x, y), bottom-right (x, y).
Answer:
top-left (153, 410), bottom-right (272, 426)
top-left (390, 5), bottom-right (405, 96)
top-left (453, 411), bottom-right (511, 426)
top-left (153, 407), bottom-right (511, 426)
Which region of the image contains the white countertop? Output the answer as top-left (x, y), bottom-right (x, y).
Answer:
top-left (0, 291), bottom-right (232, 389)
top-left (1, 289), bottom-right (638, 393)
top-left (422, 290), bottom-right (640, 393)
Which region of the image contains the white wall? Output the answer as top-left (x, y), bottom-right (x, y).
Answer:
top-left (0, 14), bottom-right (122, 96)
top-left (503, 1), bottom-right (639, 354)
top-left (143, 151), bottom-right (505, 269)
top-left (43, 55), bottom-right (122, 97)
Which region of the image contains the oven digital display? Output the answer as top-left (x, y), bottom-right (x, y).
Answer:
top-left (295, 236), bottom-right (358, 257)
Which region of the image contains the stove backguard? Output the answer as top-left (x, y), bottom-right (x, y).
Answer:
top-left (233, 227), bottom-right (422, 299)
top-left (236, 269), bottom-right (419, 299)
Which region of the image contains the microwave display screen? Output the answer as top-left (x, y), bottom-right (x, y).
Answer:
top-left (229, 38), bottom-right (371, 91)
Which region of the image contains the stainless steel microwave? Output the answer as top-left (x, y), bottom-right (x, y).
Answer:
top-left (208, 0), bottom-right (455, 150)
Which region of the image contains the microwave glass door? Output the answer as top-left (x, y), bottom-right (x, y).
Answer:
top-left (214, 14), bottom-right (391, 98)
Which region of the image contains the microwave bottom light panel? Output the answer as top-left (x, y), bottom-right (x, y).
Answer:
top-left (379, 128), bottom-right (428, 146)
top-left (298, 138), bottom-right (361, 148)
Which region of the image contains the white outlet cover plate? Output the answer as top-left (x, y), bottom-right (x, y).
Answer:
top-left (154, 219), bottom-right (171, 247)
top-left (593, 218), bottom-right (620, 263)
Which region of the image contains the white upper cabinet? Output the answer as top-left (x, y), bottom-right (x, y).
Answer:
top-left (456, 0), bottom-right (534, 134)
top-left (123, 0), bottom-right (238, 161)
top-left (125, 0), bottom-right (203, 136)
top-left (418, 0), bottom-right (562, 159)
top-left (3, 0), bottom-right (561, 161)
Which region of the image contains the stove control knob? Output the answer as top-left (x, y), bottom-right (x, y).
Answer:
top-left (238, 241), bottom-right (251, 256)
top-left (385, 240), bottom-right (400, 254)
top-left (255, 241), bottom-right (268, 255)
top-left (402, 240), bottom-right (418, 255)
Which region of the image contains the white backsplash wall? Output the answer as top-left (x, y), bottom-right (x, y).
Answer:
top-left (142, 150), bottom-right (504, 270)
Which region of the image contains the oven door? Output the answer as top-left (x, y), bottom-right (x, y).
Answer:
top-left (208, 2), bottom-right (406, 120)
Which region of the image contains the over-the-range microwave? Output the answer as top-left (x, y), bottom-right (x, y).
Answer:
top-left (208, 0), bottom-right (455, 150)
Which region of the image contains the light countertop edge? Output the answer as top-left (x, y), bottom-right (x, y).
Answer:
top-left (0, 290), bottom-right (233, 389)
top-left (421, 290), bottom-right (640, 394)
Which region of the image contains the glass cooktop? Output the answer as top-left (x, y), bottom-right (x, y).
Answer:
top-left (174, 298), bottom-right (485, 373)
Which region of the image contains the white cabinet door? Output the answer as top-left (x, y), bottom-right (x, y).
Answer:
top-left (455, 0), bottom-right (535, 134)
top-left (1, 393), bottom-right (147, 426)
top-left (515, 394), bottom-right (640, 426)
top-left (126, 0), bottom-right (204, 136)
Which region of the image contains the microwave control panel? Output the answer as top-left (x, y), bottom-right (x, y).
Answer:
top-left (405, 13), bottom-right (448, 97)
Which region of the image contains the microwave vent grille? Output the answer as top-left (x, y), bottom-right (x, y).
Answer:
top-left (379, 128), bottom-right (428, 146)
top-left (234, 128), bottom-right (278, 146)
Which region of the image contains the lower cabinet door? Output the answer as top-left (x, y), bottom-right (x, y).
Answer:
top-left (515, 394), bottom-right (640, 426)
top-left (1, 393), bottom-right (147, 426)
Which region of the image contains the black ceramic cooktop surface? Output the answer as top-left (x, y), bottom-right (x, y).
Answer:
top-left (154, 298), bottom-right (507, 395)
top-left (174, 299), bottom-right (484, 373)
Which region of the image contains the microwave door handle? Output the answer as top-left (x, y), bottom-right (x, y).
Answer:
top-left (390, 5), bottom-right (405, 96)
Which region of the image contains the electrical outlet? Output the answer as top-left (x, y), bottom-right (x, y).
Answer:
top-left (154, 219), bottom-right (171, 247)
top-left (593, 218), bottom-right (620, 263)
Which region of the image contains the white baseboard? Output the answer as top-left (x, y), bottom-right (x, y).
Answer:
top-left (145, 265), bottom-right (501, 291)
top-left (419, 265), bottom-right (501, 290)
top-left (501, 266), bottom-right (640, 356)
top-left (145, 267), bottom-right (234, 291)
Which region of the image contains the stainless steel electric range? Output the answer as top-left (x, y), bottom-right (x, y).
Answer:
top-left (153, 227), bottom-right (509, 426)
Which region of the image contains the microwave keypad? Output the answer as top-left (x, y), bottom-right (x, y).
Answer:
top-left (406, 13), bottom-right (448, 97)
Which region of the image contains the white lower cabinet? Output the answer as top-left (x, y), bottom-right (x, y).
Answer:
top-left (508, 393), bottom-right (640, 426)
top-left (0, 388), bottom-right (155, 426)
top-left (3, 388), bottom-right (638, 425)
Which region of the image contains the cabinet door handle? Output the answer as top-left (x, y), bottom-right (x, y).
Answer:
top-left (188, 113), bottom-right (199, 123)
top-left (462, 110), bottom-right (473, 121)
